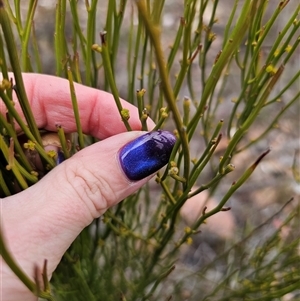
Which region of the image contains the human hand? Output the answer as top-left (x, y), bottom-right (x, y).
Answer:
top-left (0, 74), bottom-right (175, 301)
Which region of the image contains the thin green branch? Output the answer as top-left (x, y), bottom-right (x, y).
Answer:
top-left (93, 32), bottom-right (132, 131)
top-left (67, 67), bottom-right (85, 149)
top-left (0, 2), bottom-right (43, 145)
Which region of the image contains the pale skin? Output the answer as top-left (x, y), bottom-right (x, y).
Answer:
top-left (0, 73), bottom-right (155, 300)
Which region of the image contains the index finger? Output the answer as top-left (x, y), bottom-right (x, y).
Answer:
top-left (9, 73), bottom-right (154, 139)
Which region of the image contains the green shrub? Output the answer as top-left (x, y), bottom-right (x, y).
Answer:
top-left (0, 1), bottom-right (299, 300)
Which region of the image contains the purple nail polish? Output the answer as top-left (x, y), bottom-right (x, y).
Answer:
top-left (56, 150), bottom-right (65, 165)
top-left (119, 130), bottom-right (176, 181)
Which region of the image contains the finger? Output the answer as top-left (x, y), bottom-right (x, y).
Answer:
top-left (2, 130), bottom-right (175, 284)
top-left (5, 73), bottom-right (154, 139)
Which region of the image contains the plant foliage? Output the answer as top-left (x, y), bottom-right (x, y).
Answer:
top-left (0, 0), bottom-right (299, 300)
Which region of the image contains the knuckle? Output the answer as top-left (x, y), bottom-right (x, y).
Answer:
top-left (64, 159), bottom-right (116, 218)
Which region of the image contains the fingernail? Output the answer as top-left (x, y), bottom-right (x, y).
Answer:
top-left (119, 130), bottom-right (176, 181)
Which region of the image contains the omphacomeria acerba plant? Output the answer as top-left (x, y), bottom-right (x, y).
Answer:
top-left (0, 0), bottom-right (299, 300)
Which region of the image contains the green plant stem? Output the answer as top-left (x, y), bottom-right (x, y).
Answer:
top-left (182, 97), bottom-right (190, 126)
top-left (264, 6), bottom-right (300, 67)
top-left (172, 1), bottom-right (197, 99)
top-left (69, 0), bottom-right (87, 61)
top-left (0, 34), bottom-right (10, 98)
top-left (0, 135), bottom-right (28, 189)
top-left (56, 125), bottom-right (71, 159)
top-left (147, 49), bottom-right (158, 115)
top-left (228, 1), bottom-right (297, 134)
top-left (0, 89), bottom-right (55, 167)
top-left (67, 67), bottom-right (85, 149)
top-left (135, 0), bottom-right (183, 133)
top-left (176, 149), bottom-right (270, 250)
top-left (145, 138), bottom-right (229, 279)
top-left (219, 64), bottom-right (284, 173)
top-left (85, 0), bottom-right (98, 87)
top-left (64, 252), bottom-right (97, 301)
top-left (246, 1), bottom-right (289, 77)
top-left (187, 119), bottom-right (223, 181)
top-left (237, 91), bottom-right (300, 152)
top-left (201, 197), bottom-right (295, 274)
top-left (105, 210), bottom-right (156, 245)
top-left (138, 27), bottom-right (148, 92)
top-left (210, 150), bottom-right (270, 219)
top-left (97, 32), bottom-right (132, 131)
top-left (21, 0), bottom-right (37, 71)
top-left (0, 112), bottom-right (33, 172)
top-left (31, 22), bottom-right (42, 73)
top-left (0, 169), bottom-right (11, 196)
top-left (188, 167), bottom-right (233, 199)
top-left (136, 89), bottom-right (148, 131)
top-left (72, 52), bottom-right (83, 84)
top-left (151, 0), bottom-right (165, 25)
top-left (2, 1), bottom-right (17, 30)
top-left (142, 265), bottom-right (175, 301)
top-left (222, 0), bottom-right (239, 48)
top-left (0, 226), bottom-right (36, 293)
top-left (283, 35), bottom-right (300, 65)
top-left (160, 179), bottom-right (176, 205)
top-left (110, 0), bottom-right (127, 72)
top-left (0, 2), bottom-right (42, 146)
top-left (188, 0), bottom-right (256, 141)
top-left (136, 0), bottom-right (190, 185)
top-left (188, 133), bottom-right (223, 189)
top-left (265, 70), bottom-right (300, 105)
top-left (54, 0), bottom-right (67, 76)
top-left (13, 159), bottom-right (38, 183)
top-left (167, 17), bottom-right (184, 71)
top-left (41, 260), bottom-right (51, 296)
top-left (129, 10), bottom-right (142, 104)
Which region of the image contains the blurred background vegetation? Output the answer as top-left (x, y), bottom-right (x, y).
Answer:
top-left (0, 0), bottom-right (299, 300)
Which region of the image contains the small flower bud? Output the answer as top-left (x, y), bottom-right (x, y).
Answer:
top-left (266, 64), bottom-right (277, 75)
top-left (184, 227), bottom-right (192, 234)
top-left (23, 140), bottom-right (36, 151)
top-left (186, 237), bottom-right (193, 245)
top-left (224, 163), bottom-right (235, 173)
top-left (160, 107), bottom-right (168, 118)
top-left (92, 44), bottom-right (102, 52)
top-left (136, 89), bottom-right (146, 97)
top-left (168, 166), bottom-right (179, 175)
top-left (121, 108), bottom-right (130, 120)
top-left (170, 161), bottom-right (177, 167)
top-left (0, 79), bottom-right (11, 90)
top-left (285, 45), bottom-right (292, 53)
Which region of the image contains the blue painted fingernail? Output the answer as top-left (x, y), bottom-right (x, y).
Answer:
top-left (119, 130), bottom-right (176, 181)
top-left (56, 150), bottom-right (65, 165)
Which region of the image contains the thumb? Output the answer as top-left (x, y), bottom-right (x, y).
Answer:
top-left (1, 130), bottom-right (175, 295)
